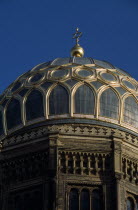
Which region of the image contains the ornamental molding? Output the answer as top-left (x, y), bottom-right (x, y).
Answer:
top-left (2, 124), bottom-right (138, 148)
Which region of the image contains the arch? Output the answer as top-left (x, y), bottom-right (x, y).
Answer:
top-left (69, 188), bottom-right (79, 210)
top-left (26, 89), bottom-right (44, 121)
top-left (6, 98), bottom-right (22, 130)
top-left (80, 189), bottom-right (90, 210)
top-left (91, 189), bottom-right (102, 210)
top-left (49, 85), bottom-right (69, 115)
top-left (127, 197), bottom-right (134, 210)
top-left (74, 85), bottom-right (95, 114)
top-left (123, 96), bottom-right (138, 128)
top-left (100, 88), bottom-right (119, 119)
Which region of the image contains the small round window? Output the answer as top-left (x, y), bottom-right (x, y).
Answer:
top-left (101, 73), bottom-right (116, 82)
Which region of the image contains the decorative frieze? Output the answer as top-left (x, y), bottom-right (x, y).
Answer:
top-left (2, 124), bottom-right (138, 148)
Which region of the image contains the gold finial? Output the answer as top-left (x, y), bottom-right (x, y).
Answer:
top-left (70, 28), bottom-right (84, 57)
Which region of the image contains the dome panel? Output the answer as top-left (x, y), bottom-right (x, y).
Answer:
top-left (18, 89), bottom-right (29, 97)
top-left (123, 80), bottom-right (136, 90)
top-left (94, 60), bottom-right (114, 69)
top-left (49, 85), bottom-right (69, 115)
top-left (74, 85), bottom-right (95, 114)
top-left (30, 73), bottom-right (43, 83)
top-left (91, 81), bottom-right (103, 90)
top-left (100, 88), bottom-right (119, 119)
top-left (1, 99), bottom-right (9, 107)
top-left (52, 69), bottom-right (68, 79)
top-left (115, 87), bottom-right (126, 95)
top-left (11, 82), bottom-right (22, 92)
top-left (77, 69), bottom-right (93, 77)
top-left (123, 96), bottom-right (138, 128)
top-left (41, 82), bottom-right (53, 90)
top-left (6, 98), bottom-right (22, 130)
top-left (26, 90), bottom-right (44, 121)
top-left (101, 73), bottom-right (116, 82)
top-left (65, 79), bottom-right (78, 88)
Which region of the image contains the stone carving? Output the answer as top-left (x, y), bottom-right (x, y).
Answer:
top-left (2, 124), bottom-right (138, 148)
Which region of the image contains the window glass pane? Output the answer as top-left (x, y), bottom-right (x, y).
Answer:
top-left (100, 88), bottom-right (119, 119)
top-left (6, 99), bottom-right (22, 129)
top-left (127, 198), bottom-right (134, 210)
top-left (91, 81), bottom-right (103, 90)
top-left (65, 79), bottom-right (78, 88)
top-left (80, 189), bottom-right (90, 210)
top-left (26, 90), bottom-right (44, 121)
top-left (75, 85), bottom-right (95, 114)
top-left (123, 96), bottom-right (138, 128)
top-left (69, 189), bottom-right (79, 210)
top-left (92, 190), bottom-right (102, 210)
top-left (49, 85), bottom-right (69, 115)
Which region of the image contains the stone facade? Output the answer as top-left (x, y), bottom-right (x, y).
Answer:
top-left (0, 124), bottom-right (137, 210)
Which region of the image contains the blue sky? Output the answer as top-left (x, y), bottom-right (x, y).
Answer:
top-left (0, 0), bottom-right (138, 93)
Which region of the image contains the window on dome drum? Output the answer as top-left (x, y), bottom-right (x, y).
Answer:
top-left (100, 88), bottom-right (119, 119)
top-left (75, 85), bottom-right (95, 114)
top-left (127, 197), bottom-right (134, 210)
top-left (49, 85), bottom-right (69, 115)
top-left (26, 90), bottom-right (44, 121)
top-left (69, 188), bottom-right (102, 210)
top-left (123, 96), bottom-right (138, 128)
top-left (0, 111), bottom-right (4, 135)
top-left (6, 98), bottom-right (22, 130)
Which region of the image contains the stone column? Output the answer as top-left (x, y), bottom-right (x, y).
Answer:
top-left (113, 137), bottom-right (122, 210)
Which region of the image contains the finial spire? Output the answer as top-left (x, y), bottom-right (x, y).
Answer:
top-left (72, 27), bottom-right (82, 45)
top-left (70, 28), bottom-right (84, 57)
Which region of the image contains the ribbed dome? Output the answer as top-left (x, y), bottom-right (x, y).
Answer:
top-left (0, 57), bottom-right (138, 139)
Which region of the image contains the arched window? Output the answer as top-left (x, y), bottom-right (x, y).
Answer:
top-left (127, 197), bottom-right (134, 210)
top-left (91, 189), bottom-right (102, 210)
top-left (100, 88), bottom-right (119, 119)
top-left (0, 111), bottom-right (4, 135)
top-left (75, 85), bottom-right (95, 114)
top-left (49, 85), bottom-right (69, 115)
top-left (80, 189), bottom-right (90, 210)
top-left (123, 96), bottom-right (138, 128)
top-left (26, 90), bottom-right (44, 121)
top-left (6, 98), bottom-right (22, 130)
top-left (69, 188), bottom-right (79, 210)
